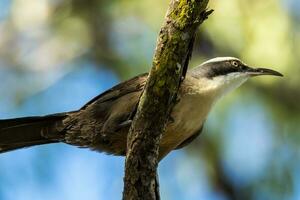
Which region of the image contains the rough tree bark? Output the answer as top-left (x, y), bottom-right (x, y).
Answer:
top-left (123, 0), bottom-right (212, 199)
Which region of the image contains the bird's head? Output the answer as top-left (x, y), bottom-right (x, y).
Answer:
top-left (190, 57), bottom-right (283, 98)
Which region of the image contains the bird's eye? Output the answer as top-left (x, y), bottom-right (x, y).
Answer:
top-left (231, 61), bottom-right (239, 67)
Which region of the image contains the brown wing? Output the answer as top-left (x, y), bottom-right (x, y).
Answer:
top-left (81, 73), bottom-right (148, 109)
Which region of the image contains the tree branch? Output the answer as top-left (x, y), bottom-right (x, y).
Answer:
top-left (123, 1), bottom-right (212, 199)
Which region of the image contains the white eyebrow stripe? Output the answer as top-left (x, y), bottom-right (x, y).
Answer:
top-left (201, 57), bottom-right (239, 65)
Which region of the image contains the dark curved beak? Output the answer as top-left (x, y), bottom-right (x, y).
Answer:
top-left (246, 67), bottom-right (283, 77)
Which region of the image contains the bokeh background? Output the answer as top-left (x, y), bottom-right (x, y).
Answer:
top-left (0, 0), bottom-right (299, 199)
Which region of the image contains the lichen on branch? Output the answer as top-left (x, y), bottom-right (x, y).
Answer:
top-left (123, 1), bottom-right (212, 199)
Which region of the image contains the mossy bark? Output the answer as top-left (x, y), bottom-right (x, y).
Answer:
top-left (123, 1), bottom-right (211, 199)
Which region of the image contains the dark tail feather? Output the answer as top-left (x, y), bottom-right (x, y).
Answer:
top-left (0, 113), bottom-right (68, 153)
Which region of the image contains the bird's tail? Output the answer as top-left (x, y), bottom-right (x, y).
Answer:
top-left (0, 113), bottom-right (68, 153)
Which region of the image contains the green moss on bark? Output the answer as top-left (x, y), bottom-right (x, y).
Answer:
top-left (123, 0), bottom-right (211, 199)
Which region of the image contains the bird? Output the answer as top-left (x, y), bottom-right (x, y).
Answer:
top-left (0, 57), bottom-right (283, 160)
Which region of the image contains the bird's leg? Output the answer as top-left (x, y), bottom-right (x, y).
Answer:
top-left (167, 95), bottom-right (181, 124)
top-left (168, 115), bottom-right (175, 124)
top-left (175, 96), bottom-right (181, 104)
top-left (116, 120), bottom-right (132, 130)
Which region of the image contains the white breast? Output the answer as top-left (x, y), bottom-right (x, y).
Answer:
top-left (160, 77), bottom-right (216, 151)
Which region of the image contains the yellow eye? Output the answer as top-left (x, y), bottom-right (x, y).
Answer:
top-left (232, 61), bottom-right (239, 67)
